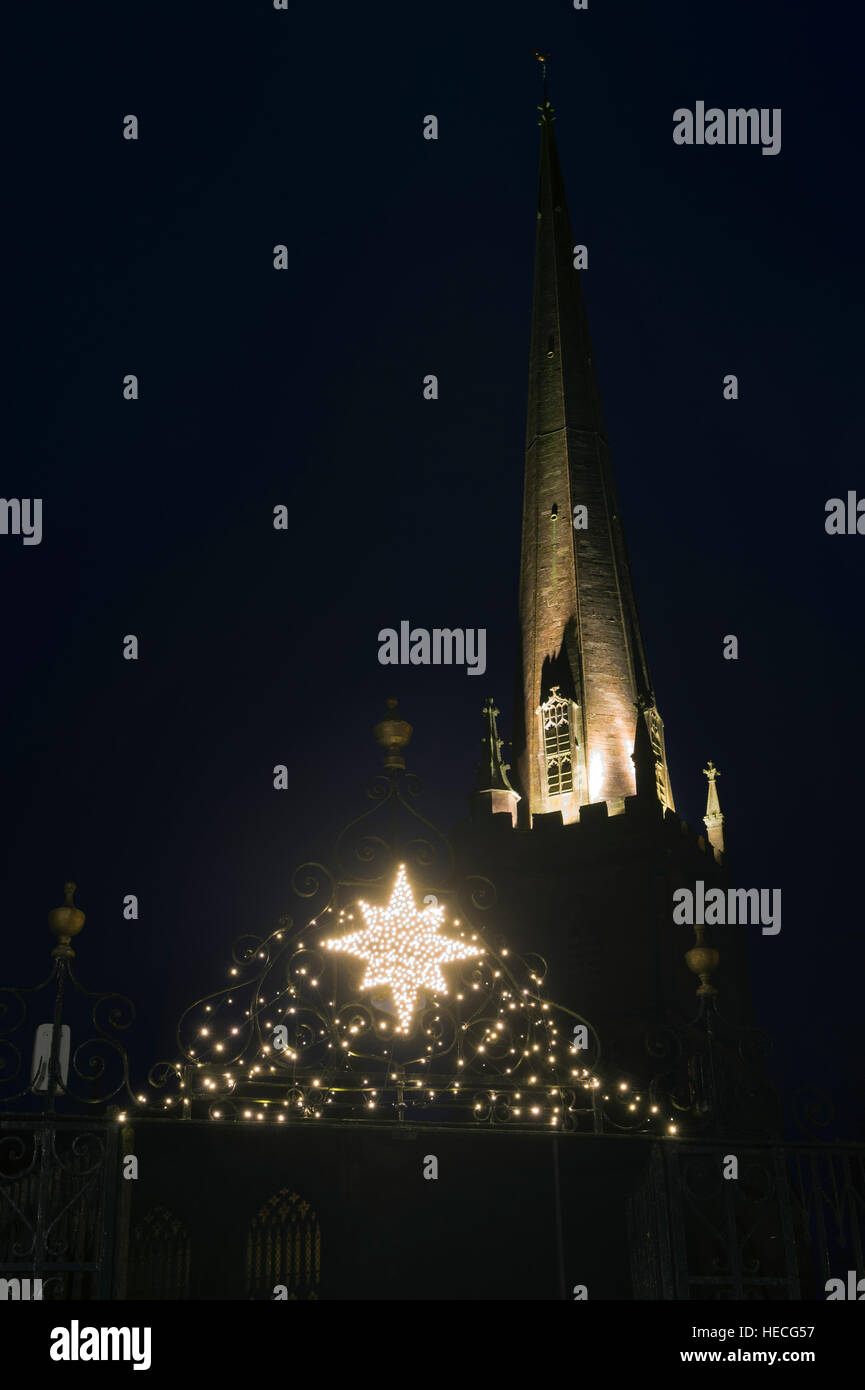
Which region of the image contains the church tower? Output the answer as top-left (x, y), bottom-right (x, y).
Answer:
top-left (515, 83), bottom-right (674, 824)
top-left (456, 67), bottom-right (754, 1064)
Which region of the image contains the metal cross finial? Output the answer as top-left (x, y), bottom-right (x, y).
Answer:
top-left (533, 50), bottom-right (551, 104)
top-left (703, 760), bottom-right (721, 782)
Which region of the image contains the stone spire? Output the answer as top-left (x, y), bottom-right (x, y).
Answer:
top-left (473, 698), bottom-right (520, 827)
top-left (514, 75), bottom-right (674, 824)
top-left (702, 760), bottom-right (726, 860)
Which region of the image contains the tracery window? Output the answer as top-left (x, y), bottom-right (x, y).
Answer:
top-left (129, 1205), bottom-right (191, 1300)
top-left (246, 1188), bottom-right (320, 1300)
top-left (540, 687), bottom-right (573, 796)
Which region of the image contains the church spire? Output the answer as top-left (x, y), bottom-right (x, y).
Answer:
top-left (515, 67), bottom-right (674, 824)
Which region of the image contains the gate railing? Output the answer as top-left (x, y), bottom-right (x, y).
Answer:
top-left (0, 1118), bottom-right (121, 1299)
top-left (629, 1140), bottom-right (865, 1301)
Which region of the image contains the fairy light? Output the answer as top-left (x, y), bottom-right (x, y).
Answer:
top-left (164, 873), bottom-right (687, 1140)
top-left (321, 864), bottom-right (482, 1032)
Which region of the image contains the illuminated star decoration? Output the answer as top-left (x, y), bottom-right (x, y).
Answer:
top-left (321, 865), bottom-right (483, 1033)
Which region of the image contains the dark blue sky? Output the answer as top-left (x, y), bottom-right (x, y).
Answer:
top-left (4, 1), bottom-right (863, 1133)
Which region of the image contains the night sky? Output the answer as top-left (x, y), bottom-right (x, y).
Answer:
top-left (4, 1), bottom-right (862, 1135)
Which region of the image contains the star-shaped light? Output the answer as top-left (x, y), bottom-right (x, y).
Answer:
top-left (321, 865), bottom-right (482, 1032)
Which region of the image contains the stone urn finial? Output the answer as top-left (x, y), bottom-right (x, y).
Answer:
top-left (373, 699), bottom-right (413, 771)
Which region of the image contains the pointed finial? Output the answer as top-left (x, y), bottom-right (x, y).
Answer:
top-left (475, 697), bottom-right (518, 794)
top-left (534, 50), bottom-right (555, 124)
top-left (703, 761), bottom-right (722, 815)
top-left (702, 761), bottom-right (725, 857)
top-left (473, 697), bottom-right (520, 825)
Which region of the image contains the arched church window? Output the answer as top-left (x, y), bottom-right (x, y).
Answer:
top-left (128, 1205), bottom-right (191, 1300)
top-left (540, 687), bottom-right (573, 795)
top-left (246, 1187), bottom-right (320, 1300)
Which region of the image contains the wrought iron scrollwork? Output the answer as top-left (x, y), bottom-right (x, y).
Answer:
top-left (0, 891), bottom-right (137, 1113)
top-left (641, 992), bottom-right (782, 1139)
top-left (143, 763), bottom-right (680, 1137)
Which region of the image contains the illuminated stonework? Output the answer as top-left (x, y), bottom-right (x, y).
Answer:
top-left (515, 104), bottom-right (674, 819)
top-left (321, 865), bottom-right (483, 1032)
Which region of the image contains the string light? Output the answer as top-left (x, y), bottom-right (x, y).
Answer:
top-left (321, 864), bottom-right (482, 1032)
top-left (142, 866), bottom-right (685, 1140)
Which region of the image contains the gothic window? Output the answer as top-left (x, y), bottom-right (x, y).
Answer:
top-left (540, 687), bottom-right (573, 796)
top-left (246, 1188), bottom-right (320, 1300)
top-left (128, 1205), bottom-right (191, 1300)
